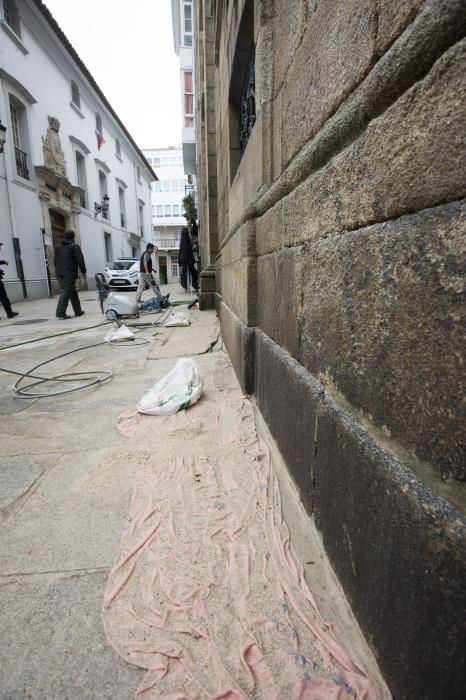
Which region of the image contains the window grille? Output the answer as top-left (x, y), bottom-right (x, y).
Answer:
top-left (240, 45), bottom-right (256, 155)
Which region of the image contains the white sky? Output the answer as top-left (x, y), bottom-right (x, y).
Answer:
top-left (43, 0), bottom-right (182, 150)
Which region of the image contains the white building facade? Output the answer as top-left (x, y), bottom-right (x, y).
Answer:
top-left (0, 0), bottom-right (156, 301)
top-left (143, 147), bottom-right (192, 285)
top-left (170, 0), bottom-right (196, 176)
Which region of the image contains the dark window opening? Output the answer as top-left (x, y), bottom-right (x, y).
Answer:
top-left (228, 0), bottom-right (255, 182)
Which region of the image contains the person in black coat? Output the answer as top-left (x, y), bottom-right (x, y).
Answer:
top-left (54, 230), bottom-right (87, 319)
top-left (0, 242), bottom-right (18, 320)
top-left (178, 226), bottom-right (198, 292)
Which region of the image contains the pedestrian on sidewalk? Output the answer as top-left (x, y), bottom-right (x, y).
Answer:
top-left (0, 243), bottom-right (19, 320)
top-left (54, 230), bottom-right (87, 320)
top-left (136, 243), bottom-right (163, 302)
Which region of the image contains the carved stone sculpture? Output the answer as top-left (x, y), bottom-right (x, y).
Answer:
top-left (42, 115), bottom-right (67, 177)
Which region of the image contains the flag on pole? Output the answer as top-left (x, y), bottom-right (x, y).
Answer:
top-left (96, 131), bottom-right (106, 150)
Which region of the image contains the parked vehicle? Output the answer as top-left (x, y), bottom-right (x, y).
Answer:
top-left (104, 258), bottom-right (139, 291)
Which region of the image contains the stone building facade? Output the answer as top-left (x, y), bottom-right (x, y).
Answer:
top-left (194, 1), bottom-right (466, 698)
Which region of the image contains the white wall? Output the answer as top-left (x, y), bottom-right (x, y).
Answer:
top-left (0, 0), bottom-right (154, 298)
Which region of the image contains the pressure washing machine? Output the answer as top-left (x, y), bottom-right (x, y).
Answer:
top-left (95, 273), bottom-right (140, 322)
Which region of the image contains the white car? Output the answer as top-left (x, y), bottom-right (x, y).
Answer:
top-left (104, 258), bottom-right (139, 291)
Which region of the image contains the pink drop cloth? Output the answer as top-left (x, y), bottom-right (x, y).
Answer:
top-left (103, 389), bottom-right (380, 699)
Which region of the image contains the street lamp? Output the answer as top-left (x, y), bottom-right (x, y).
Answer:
top-left (0, 120), bottom-right (6, 154)
top-left (94, 194), bottom-right (110, 217)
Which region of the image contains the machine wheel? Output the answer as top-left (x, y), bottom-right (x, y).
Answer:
top-left (105, 308), bottom-right (118, 321)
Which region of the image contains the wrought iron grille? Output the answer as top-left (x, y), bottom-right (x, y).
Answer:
top-left (239, 45), bottom-right (256, 155)
top-left (14, 146), bottom-right (29, 179)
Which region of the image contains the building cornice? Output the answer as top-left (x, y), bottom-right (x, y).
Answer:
top-left (28, 0), bottom-right (157, 181)
top-left (0, 69), bottom-right (37, 104)
top-left (94, 158), bottom-right (111, 174)
top-left (69, 135), bottom-right (90, 154)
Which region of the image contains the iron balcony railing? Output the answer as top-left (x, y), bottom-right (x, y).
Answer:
top-left (14, 146), bottom-right (29, 180)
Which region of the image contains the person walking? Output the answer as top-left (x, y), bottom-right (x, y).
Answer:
top-left (54, 230), bottom-right (86, 320)
top-left (136, 243), bottom-right (163, 303)
top-left (0, 243), bottom-right (19, 320)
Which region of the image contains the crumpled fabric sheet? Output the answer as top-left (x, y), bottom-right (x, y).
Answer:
top-left (104, 390), bottom-right (379, 699)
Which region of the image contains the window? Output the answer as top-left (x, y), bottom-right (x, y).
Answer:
top-left (75, 151), bottom-right (87, 208)
top-left (173, 204), bottom-right (180, 217)
top-left (229, 1), bottom-right (255, 178)
top-left (162, 180), bottom-right (170, 192)
top-left (156, 205), bottom-right (163, 217)
top-left (164, 205), bottom-right (172, 217)
top-left (139, 202), bottom-right (144, 235)
top-left (116, 138), bottom-right (121, 158)
top-left (96, 112), bottom-right (102, 134)
top-left (153, 181), bottom-right (161, 192)
top-left (170, 156), bottom-right (178, 166)
top-left (162, 157), bottom-right (170, 166)
top-left (98, 171), bottom-right (109, 219)
top-left (153, 157), bottom-right (160, 166)
top-left (183, 1), bottom-right (193, 46)
top-left (171, 179), bottom-right (178, 191)
top-left (9, 96), bottom-right (30, 180)
top-left (70, 81), bottom-right (80, 109)
top-left (118, 187), bottom-right (126, 228)
top-left (104, 232), bottom-right (113, 264)
top-left (180, 179), bottom-right (185, 190)
top-left (3, 0), bottom-right (21, 36)
top-left (183, 70), bottom-right (194, 128)
top-left (171, 256), bottom-right (179, 278)
top-left (137, 166), bottom-right (141, 183)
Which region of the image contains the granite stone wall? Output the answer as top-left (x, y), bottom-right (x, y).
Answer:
top-left (195, 1), bottom-right (466, 697)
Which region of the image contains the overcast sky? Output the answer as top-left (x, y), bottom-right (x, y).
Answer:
top-left (43, 0), bottom-right (182, 150)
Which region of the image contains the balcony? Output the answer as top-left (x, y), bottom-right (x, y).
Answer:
top-left (14, 146), bottom-right (29, 180)
top-left (156, 238), bottom-right (180, 249)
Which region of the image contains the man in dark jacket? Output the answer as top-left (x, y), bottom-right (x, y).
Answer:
top-left (54, 230), bottom-right (87, 319)
top-left (178, 226), bottom-right (198, 292)
top-left (0, 242), bottom-right (18, 320)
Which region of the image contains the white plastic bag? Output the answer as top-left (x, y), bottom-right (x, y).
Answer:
top-left (105, 324), bottom-right (135, 343)
top-left (165, 311), bottom-right (190, 327)
top-left (138, 357), bottom-right (203, 415)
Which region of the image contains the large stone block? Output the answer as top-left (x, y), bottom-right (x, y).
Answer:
top-left (256, 198), bottom-right (283, 256)
top-left (282, 39), bottom-right (466, 248)
top-left (314, 395), bottom-right (466, 700)
top-left (256, 247), bottom-right (304, 359)
top-left (253, 331), bottom-right (466, 700)
top-left (376, 0), bottom-right (425, 55)
top-left (255, 331), bottom-right (318, 513)
top-left (217, 298), bottom-right (256, 393)
top-left (281, 0), bottom-right (376, 166)
top-left (299, 200), bottom-right (466, 480)
top-left (221, 257), bottom-right (256, 325)
top-left (272, 0), bottom-right (307, 95)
